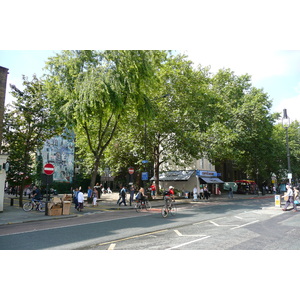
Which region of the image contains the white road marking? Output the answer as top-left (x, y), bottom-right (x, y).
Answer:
top-left (108, 243), bottom-right (116, 250)
top-left (230, 220), bottom-right (259, 230)
top-left (174, 229), bottom-right (207, 237)
top-left (166, 236), bottom-right (211, 250)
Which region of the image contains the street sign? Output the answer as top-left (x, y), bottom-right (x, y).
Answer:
top-left (142, 160), bottom-right (149, 164)
top-left (44, 163), bottom-right (55, 175)
top-left (142, 172), bottom-right (148, 181)
top-left (128, 167), bottom-right (134, 175)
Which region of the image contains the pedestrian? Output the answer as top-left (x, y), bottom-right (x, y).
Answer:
top-left (117, 185), bottom-right (122, 205)
top-left (119, 186), bottom-right (127, 206)
top-left (77, 188), bottom-right (84, 212)
top-left (282, 184), bottom-right (297, 212)
top-left (203, 186), bottom-right (210, 200)
top-left (150, 182), bottom-right (156, 199)
top-left (87, 186), bottom-right (93, 204)
top-left (107, 187), bottom-right (112, 193)
top-left (228, 186), bottom-right (233, 199)
top-left (294, 187), bottom-right (299, 205)
top-left (92, 188), bottom-right (98, 206)
top-left (73, 188), bottom-right (79, 210)
top-left (199, 186), bottom-right (204, 199)
top-left (129, 185), bottom-right (135, 206)
top-left (193, 186), bottom-right (198, 201)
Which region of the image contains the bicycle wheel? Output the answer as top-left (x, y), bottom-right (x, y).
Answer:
top-left (135, 203), bottom-right (142, 212)
top-left (161, 206), bottom-right (168, 218)
top-left (170, 203), bottom-right (177, 216)
top-left (38, 201), bottom-right (46, 212)
top-left (23, 201), bottom-right (33, 212)
top-left (145, 200), bottom-right (152, 211)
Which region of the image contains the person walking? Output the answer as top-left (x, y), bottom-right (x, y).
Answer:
top-left (77, 189), bottom-right (84, 212)
top-left (129, 185), bottom-right (135, 206)
top-left (199, 186), bottom-right (204, 199)
top-left (92, 187), bottom-right (98, 206)
top-left (150, 183), bottom-right (156, 199)
top-left (87, 186), bottom-right (93, 204)
top-left (282, 184), bottom-right (297, 212)
top-left (203, 186), bottom-right (210, 200)
top-left (193, 186), bottom-right (198, 201)
top-left (228, 186), bottom-right (233, 199)
top-left (73, 188), bottom-right (79, 210)
top-left (119, 186), bottom-right (127, 206)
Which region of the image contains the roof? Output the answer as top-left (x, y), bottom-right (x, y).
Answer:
top-left (154, 170), bottom-right (196, 181)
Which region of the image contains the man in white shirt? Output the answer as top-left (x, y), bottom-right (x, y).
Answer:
top-left (77, 189), bottom-right (84, 212)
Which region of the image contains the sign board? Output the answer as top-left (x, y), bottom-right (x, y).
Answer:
top-left (275, 194), bottom-right (281, 207)
top-left (128, 167), bottom-right (134, 175)
top-left (142, 172), bottom-right (148, 181)
top-left (288, 173), bottom-right (292, 179)
top-left (44, 163), bottom-right (55, 175)
top-left (196, 170), bottom-right (217, 177)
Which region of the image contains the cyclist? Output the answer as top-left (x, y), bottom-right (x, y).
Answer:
top-left (165, 186), bottom-right (175, 208)
top-left (31, 186), bottom-right (42, 210)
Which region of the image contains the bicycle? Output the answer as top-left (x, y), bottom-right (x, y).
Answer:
top-left (23, 199), bottom-right (46, 212)
top-left (161, 197), bottom-right (177, 218)
top-left (135, 198), bottom-right (152, 212)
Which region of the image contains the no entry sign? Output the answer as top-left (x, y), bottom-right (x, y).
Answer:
top-left (44, 163), bottom-right (55, 175)
top-left (128, 167), bottom-right (134, 175)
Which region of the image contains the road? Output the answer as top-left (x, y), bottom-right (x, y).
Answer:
top-left (1, 196), bottom-right (300, 250)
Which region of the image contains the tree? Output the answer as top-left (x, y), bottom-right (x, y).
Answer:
top-left (104, 54), bottom-right (214, 192)
top-left (44, 50), bottom-right (168, 188)
top-left (2, 75), bottom-right (61, 206)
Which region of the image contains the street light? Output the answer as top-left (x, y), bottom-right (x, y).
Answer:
top-left (282, 108), bottom-right (292, 184)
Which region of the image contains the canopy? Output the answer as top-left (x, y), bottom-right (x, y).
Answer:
top-left (151, 170), bottom-right (195, 181)
top-left (199, 177), bottom-right (224, 184)
top-left (235, 180), bottom-right (256, 185)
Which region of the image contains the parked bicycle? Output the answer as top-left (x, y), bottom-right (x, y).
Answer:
top-left (161, 199), bottom-right (177, 217)
top-left (23, 199), bottom-right (45, 212)
top-left (135, 199), bottom-right (152, 212)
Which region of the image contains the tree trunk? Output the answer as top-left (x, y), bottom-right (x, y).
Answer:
top-left (89, 158), bottom-right (101, 189)
top-left (153, 143), bottom-right (161, 195)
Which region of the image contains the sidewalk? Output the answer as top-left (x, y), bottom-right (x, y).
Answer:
top-left (0, 192), bottom-right (276, 226)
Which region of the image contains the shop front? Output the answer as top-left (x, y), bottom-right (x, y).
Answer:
top-left (196, 170), bottom-right (224, 195)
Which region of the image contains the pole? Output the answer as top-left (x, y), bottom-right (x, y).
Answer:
top-left (285, 127), bottom-right (292, 184)
top-left (45, 175), bottom-right (49, 216)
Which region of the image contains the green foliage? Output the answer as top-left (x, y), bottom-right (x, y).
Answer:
top-left (44, 50), bottom-right (168, 187)
top-left (3, 75), bottom-right (62, 204)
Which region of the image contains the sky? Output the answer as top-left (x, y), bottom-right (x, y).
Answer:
top-left (1, 49), bottom-right (300, 123)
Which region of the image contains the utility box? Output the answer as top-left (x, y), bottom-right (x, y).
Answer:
top-left (275, 194), bottom-right (281, 207)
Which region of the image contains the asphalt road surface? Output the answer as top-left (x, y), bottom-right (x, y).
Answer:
top-left (1, 196), bottom-right (300, 250)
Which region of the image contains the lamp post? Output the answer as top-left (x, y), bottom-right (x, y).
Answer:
top-left (282, 108), bottom-right (292, 185)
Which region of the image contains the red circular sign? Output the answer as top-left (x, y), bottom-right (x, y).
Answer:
top-left (44, 163), bottom-right (55, 175)
top-left (128, 167), bottom-right (134, 175)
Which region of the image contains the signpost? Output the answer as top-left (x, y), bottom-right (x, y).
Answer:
top-left (128, 167), bottom-right (134, 185)
top-left (44, 163), bottom-right (55, 215)
top-left (128, 167), bottom-right (134, 175)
